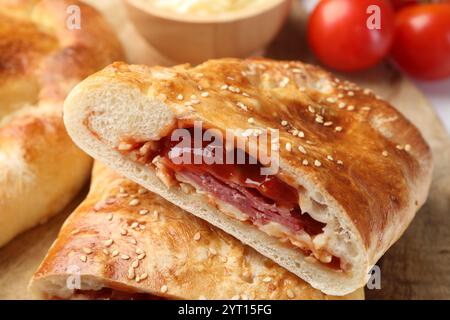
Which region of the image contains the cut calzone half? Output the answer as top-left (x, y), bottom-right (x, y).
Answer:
top-left (30, 162), bottom-right (363, 300)
top-left (63, 59), bottom-right (433, 295)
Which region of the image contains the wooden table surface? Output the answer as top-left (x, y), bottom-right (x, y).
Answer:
top-left (0, 0), bottom-right (449, 299)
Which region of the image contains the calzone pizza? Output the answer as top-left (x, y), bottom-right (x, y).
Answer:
top-left (30, 163), bottom-right (363, 300)
top-left (62, 59), bottom-right (433, 295)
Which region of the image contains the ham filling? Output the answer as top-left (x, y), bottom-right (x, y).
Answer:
top-left (117, 128), bottom-right (342, 270)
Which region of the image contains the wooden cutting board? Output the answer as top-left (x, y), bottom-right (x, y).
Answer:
top-left (0, 0), bottom-right (449, 299)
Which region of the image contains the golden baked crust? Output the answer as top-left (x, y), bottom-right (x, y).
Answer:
top-left (31, 162), bottom-right (364, 300)
top-left (0, 0), bottom-right (123, 246)
top-left (63, 58), bottom-right (432, 294)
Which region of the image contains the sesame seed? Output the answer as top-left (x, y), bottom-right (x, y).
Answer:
top-left (221, 256), bottom-right (228, 263)
top-left (120, 229), bottom-right (127, 236)
top-left (308, 105), bottom-right (315, 113)
top-left (281, 120), bottom-right (288, 126)
top-left (337, 160), bottom-right (344, 165)
top-left (347, 105), bottom-right (355, 111)
top-left (327, 155), bottom-right (334, 161)
top-left (117, 193), bottom-right (128, 198)
top-left (221, 84), bottom-right (228, 90)
top-left (363, 88), bottom-right (371, 95)
top-left (291, 129), bottom-right (299, 136)
top-left (153, 210), bottom-right (159, 219)
top-left (82, 248), bottom-right (93, 255)
top-left (112, 250), bottom-right (119, 257)
top-left (161, 285), bottom-right (168, 293)
top-left (285, 142), bottom-right (292, 152)
top-left (298, 131), bottom-right (305, 138)
top-left (135, 275), bottom-right (141, 283)
top-left (314, 160), bottom-right (322, 167)
top-left (262, 277), bottom-right (272, 283)
top-left (335, 126), bottom-right (343, 132)
top-left (138, 188), bottom-right (148, 195)
top-left (136, 248), bottom-right (144, 255)
top-left (131, 222), bottom-right (139, 229)
top-left (138, 253), bottom-right (146, 260)
top-left (129, 199), bottom-right (140, 206)
top-left (193, 232), bottom-right (201, 241)
top-left (197, 85), bottom-right (204, 91)
top-left (139, 209), bottom-right (149, 215)
top-left (315, 116), bottom-right (324, 124)
top-left (396, 145), bottom-right (404, 150)
top-left (121, 254), bottom-right (130, 260)
top-left (247, 117), bottom-right (255, 124)
top-left (177, 94), bottom-right (184, 101)
top-left (404, 144), bottom-right (411, 152)
top-left (140, 273), bottom-right (148, 280)
top-left (382, 151), bottom-right (388, 157)
top-left (338, 93), bottom-right (344, 98)
top-left (107, 213), bottom-right (113, 221)
top-left (201, 92), bottom-right (209, 97)
top-left (348, 91), bottom-right (355, 96)
top-left (298, 145), bottom-right (307, 154)
top-left (127, 268), bottom-right (135, 280)
top-left (287, 289), bottom-right (295, 299)
top-left (130, 238), bottom-right (137, 245)
top-left (326, 97), bottom-right (336, 103)
top-left (302, 159), bottom-right (309, 166)
top-left (324, 121), bottom-right (333, 127)
top-left (79, 255), bottom-right (87, 262)
top-left (236, 102), bottom-right (248, 111)
top-left (132, 260), bottom-right (139, 268)
top-left (338, 102), bottom-right (346, 109)
top-left (209, 248), bottom-right (217, 256)
top-left (103, 249), bottom-right (109, 255)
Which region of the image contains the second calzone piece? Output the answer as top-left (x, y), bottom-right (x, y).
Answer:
top-left (63, 59), bottom-right (433, 295)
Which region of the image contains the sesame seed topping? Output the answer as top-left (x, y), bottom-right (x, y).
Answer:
top-left (103, 249), bottom-right (109, 255)
top-left (82, 248), bottom-right (93, 255)
top-left (131, 222), bottom-right (139, 229)
top-left (221, 84), bottom-right (228, 90)
top-left (79, 255), bottom-right (87, 262)
top-left (135, 275), bottom-right (141, 283)
top-left (104, 239), bottom-right (114, 247)
top-left (281, 120), bottom-right (288, 126)
top-left (161, 285), bottom-right (168, 293)
top-left (129, 199), bottom-right (140, 206)
top-left (111, 250), bottom-right (119, 257)
top-left (153, 210), bottom-right (159, 219)
top-left (338, 102), bottom-right (346, 109)
top-left (335, 126), bottom-right (343, 132)
top-left (404, 144), bottom-right (411, 152)
top-left (337, 160), bottom-right (344, 165)
top-left (120, 229), bottom-right (127, 236)
top-left (130, 238), bottom-right (137, 245)
top-left (121, 254), bottom-right (130, 260)
top-left (324, 121), bottom-right (333, 127)
top-left (315, 116), bottom-right (324, 124)
top-left (177, 94), bottom-right (184, 101)
top-left (221, 256), bottom-right (228, 263)
top-left (314, 160), bottom-right (322, 167)
top-left (107, 213), bottom-right (113, 221)
top-left (287, 289), bottom-right (295, 299)
top-left (197, 85), bottom-right (204, 91)
top-left (285, 142), bottom-right (292, 152)
top-left (136, 248), bottom-right (144, 255)
top-left (132, 260), bottom-right (139, 268)
top-left (247, 117), bottom-right (255, 124)
top-left (137, 253), bottom-right (146, 260)
top-left (138, 188), bottom-right (148, 195)
top-left (327, 155), bottom-right (334, 161)
top-left (348, 91), bottom-right (355, 96)
top-left (347, 105), bottom-right (355, 111)
top-left (396, 145), bottom-right (404, 150)
top-left (298, 145), bottom-right (307, 154)
top-left (236, 101), bottom-right (248, 111)
top-left (326, 97), bottom-right (336, 103)
top-left (201, 92), bottom-right (209, 97)
top-left (127, 268), bottom-right (135, 280)
top-left (302, 159), bottom-right (309, 166)
top-left (193, 232), bottom-right (201, 241)
top-left (298, 131), bottom-right (305, 138)
top-left (140, 273), bottom-right (148, 280)
top-left (209, 248), bottom-right (217, 256)
top-left (308, 105), bottom-right (315, 113)
top-left (382, 150), bottom-right (388, 157)
top-left (262, 277), bottom-right (272, 283)
top-left (363, 89), bottom-right (371, 95)
top-left (139, 209), bottom-right (149, 215)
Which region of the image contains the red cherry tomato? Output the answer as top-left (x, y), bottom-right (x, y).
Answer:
top-left (391, 4), bottom-right (450, 80)
top-left (390, 0), bottom-right (419, 11)
top-left (308, 0), bottom-right (395, 72)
